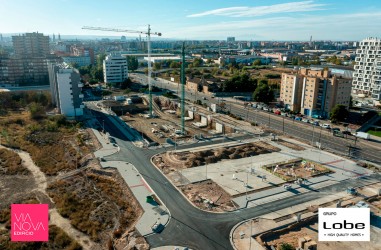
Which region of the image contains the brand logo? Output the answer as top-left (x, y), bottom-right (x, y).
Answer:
top-left (319, 208), bottom-right (370, 241)
top-left (11, 204), bottom-right (49, 242)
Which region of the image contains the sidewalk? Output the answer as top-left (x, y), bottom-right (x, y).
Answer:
top-left (231, 190), bottom-right (364, 250)
top-left (90, 120), bottom-right (170, 236)
top-left (232, 137), bottom-right (375, 208)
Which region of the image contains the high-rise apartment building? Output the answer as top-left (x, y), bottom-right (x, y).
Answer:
top-left (48, 63), bottom-right (84, 117)
top-left (103, 54), bottom-right (128, 84)
top-left (280, 68), bottom-right (352, 117)
top-left (352, 37), bottom-right (381, 100)
top-left (227, 37), bottom-right (235, 43)
top-left (12, 32), bottom-right (50, 57)
top-left (0, 32), bottom-right (59, 86)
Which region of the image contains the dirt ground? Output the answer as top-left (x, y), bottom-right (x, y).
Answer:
top-left (180, 180), bottom-right (236, 212)
top-left (262, 219), bottom-right (381, 250)
top-left (0, 142), bottom-right (147, 250)
top-left (276, 139), bottom-right (305, 151)
top-left (261, 219), bottom-right (319, 249)
top-left (264, 159), bottom-right (332, 181)
top-left (153, 141), bottom-right (281, 171)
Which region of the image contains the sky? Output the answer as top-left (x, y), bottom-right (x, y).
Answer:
top-left (0, 0), bottom-right (380, 41)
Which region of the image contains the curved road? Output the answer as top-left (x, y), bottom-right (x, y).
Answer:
top-left (95, 110), bottom-right (381, 250)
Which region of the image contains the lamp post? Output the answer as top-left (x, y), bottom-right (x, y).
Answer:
top-left (102, 119), bottom-right (105, 134)
top-left (249, 219), bottom-right (253, 250)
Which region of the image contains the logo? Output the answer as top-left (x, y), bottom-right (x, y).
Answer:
top-left (11, 204), bottom-right (49, 242)
top-left (319, 208), bottom-right (370, 241)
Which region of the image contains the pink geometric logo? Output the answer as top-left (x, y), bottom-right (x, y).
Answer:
top-left (11, 204), bottom-right (49, 242)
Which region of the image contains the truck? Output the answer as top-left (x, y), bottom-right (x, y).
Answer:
top-left (354, 132), bottom-right (370, 140)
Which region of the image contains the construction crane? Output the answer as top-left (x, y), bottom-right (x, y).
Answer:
top-left (82, 25), bottom-right (162, 117)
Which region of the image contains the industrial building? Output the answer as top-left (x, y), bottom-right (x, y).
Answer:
top-left (280, 68), bottom-right (352, 117)
top-left (103, 54), bottom-right (128, 84)
top-left (352, 37), bottom-right (381, 100)
top-left (48, 63), bottom-right (84, 117)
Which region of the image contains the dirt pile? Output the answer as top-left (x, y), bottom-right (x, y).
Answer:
top-left (154, 141), bottom-right (281, 170)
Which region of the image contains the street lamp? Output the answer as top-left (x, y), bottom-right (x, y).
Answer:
top-left (102, 119), bottom-right (105, 134)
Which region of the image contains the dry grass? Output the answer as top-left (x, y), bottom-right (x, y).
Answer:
top-left (0, 148), bottom-right (29, 175)
top-left (0, 114), bottom-right (91, 176)
top-left (47, 170), bottom-right (140, 244)
top-left (0, 195), bottom-right (81, 250)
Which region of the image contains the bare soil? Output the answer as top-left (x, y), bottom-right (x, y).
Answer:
top-left (180, 180), bottom-right (236, 212)
top-left (263, 160), bottom-right (332, 181)
top-left (153, 141), bottom-right (281, 171)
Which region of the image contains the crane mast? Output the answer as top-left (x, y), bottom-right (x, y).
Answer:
top-left (82, 25), bottom-right (162, 117)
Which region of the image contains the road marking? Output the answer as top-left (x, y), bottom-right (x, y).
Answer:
top-left (129, 183), bottom-right (145, 188)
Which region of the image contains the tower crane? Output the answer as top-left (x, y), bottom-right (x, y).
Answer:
top-left (82, 25), bottom-right (162, 117)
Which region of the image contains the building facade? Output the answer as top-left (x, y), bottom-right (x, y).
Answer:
top-left (280, 68), bottom-right (352, 117)
top-left (352, 37), bottom-right (381, 100)
top-left (62, 56), bottom-right (91, 67)
top-left (0, 32), bottom-right (60, 86)
top-left (103, 54), bottom-right (128, 84)
top-left (12, 32), bottom-right (50, 57)
top-left (48, 63), bottom-right (84, 117)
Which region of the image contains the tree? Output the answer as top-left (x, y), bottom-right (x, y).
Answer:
top-left (278, 243), bottom-right (295, 250)
top-left (253, 59), bottom-right (262, 66)
top-left (330, 104), bottom-right (349, 122)
top-left (120, 78), bottom-right (132, 89)
top-left (126, 56), bottom-right (138, 71)
top-left (193, 58), bottom-right (203, 67)
top-left (253, 82), bottom-right (274, 104)
top-left (170, 61), bottom-right (180, 68)
top-left (29, 102), bottom-right (45, 119)
top-left (153, 62), bottom-right (162, 71)
top-left (222, 73), bottom-right (257, 92)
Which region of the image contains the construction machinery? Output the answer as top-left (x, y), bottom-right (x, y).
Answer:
top-left (82, 25), bottom-right (162, 117)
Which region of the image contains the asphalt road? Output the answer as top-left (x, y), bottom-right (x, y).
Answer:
top-left (92, 110), bottom-right (381, 250)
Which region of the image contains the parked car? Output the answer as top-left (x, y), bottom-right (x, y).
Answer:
top-left (342, 131), bottom-right (352, 135)
top-left (322, 124), bottom-right (331, 129)
top-left (302, 118), bottom-right (310, 123)
top-left (295, 117), bottom-right (302, 121)
top-left (263, 107), bottom-right (269, 111)
top-left (312, 121), bottom-right (320, 126)
top-left (332, 128), bottom-right (340, 132)
top-left (274, 109), bottom-right (281, 115)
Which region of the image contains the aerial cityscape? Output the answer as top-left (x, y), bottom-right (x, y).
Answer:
top-left (1, 0), bottom-right (381, 250)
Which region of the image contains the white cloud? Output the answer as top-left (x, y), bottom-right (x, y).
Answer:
top-left (187, 1), bottom-right (327, 18)
top-left (166, 11), bottom-right (381, 40)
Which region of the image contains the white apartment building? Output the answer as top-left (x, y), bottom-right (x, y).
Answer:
top-left (48, 63), bottom-right (84, 117)
top-left (353, 37), bottom-right (381, 100)
top-left (103, 54), bottom-right (128, 84)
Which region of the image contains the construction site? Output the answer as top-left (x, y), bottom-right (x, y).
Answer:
top-left (100, 94), bottom-right (261, 146)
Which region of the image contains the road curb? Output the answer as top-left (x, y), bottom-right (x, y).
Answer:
top-left (150, 152), bottom-right (241, 214)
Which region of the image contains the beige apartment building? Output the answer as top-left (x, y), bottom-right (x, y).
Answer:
top-left (280, 68), bottom-right (352, 118)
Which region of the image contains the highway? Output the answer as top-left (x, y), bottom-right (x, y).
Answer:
top-left (93, 109), bottom-right (381, 250)
top-left (130, 73), bottom-right (381, 165)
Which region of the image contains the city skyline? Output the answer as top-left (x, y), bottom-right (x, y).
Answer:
top-left (0, 0), bottom-right (380, 41)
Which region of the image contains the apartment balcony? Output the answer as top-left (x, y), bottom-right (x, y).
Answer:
top-left (78, 83), bottom-right (83, 88)
top-left (79, 94), bottom-right (84, 98)
top-left (80, 104), bottom-right (85, 109)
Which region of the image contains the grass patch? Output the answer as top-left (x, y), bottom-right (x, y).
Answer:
top-left (367, 130), bottom-right (381, 137)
